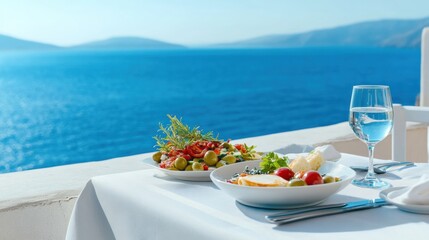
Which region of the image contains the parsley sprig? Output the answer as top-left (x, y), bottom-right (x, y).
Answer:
top-left (154, 115), bottom-right (219, 152)
top-left (259, 152), bottom-right (289, 173)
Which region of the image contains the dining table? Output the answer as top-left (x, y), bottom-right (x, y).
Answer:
top-left (65, 153), bottom-right (429, 240)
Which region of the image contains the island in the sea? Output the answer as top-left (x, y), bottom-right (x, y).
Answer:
top-left (0, 34), bottom-right (59, 51)
top-left (71, 37), bottom-right (186, 50)
top-left (215, 16), bottom-right (429, 48)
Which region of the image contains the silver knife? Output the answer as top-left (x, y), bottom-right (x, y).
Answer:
top-left (266, 198), bottom-right (388, 224)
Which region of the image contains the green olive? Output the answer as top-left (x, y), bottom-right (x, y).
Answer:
top-left (152, 152), bottom-right (162, 163)
top-left (222, 142), bottom-right (235, 151)
top-left (215, 160), bottom-right (227, 168)
top-left (167, 166), bottom-right (178, 171)
top-left (185, 165), bottom-right (193, 171)
top-left (334, 177), bottom-right (341, 182)
top-left (204, 150), bottom-right (218, 166)
top-left (222, 155), bottom-right (236, 164)
top-left (323, 175), bottom-right (335, 184)
top-left (222, 142), bottom-right (231, 149)
top-left (287, 179), bottom-right (307, 187)
top-left (192, 162), bottom-right (204, 171)
top-left (174, 157), bottom-right (188, 171)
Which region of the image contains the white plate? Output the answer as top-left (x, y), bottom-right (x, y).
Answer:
top-left (380, 187), bottom-right (429, 214)
top-left (210, 160), bottom-right (355, 209)
top-left (142, 157), bottom-right (215, 181)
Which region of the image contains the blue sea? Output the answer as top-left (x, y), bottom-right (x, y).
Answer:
top-left (0, 48), bottom-right (420, 173)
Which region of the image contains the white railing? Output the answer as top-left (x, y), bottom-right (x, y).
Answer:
top-left (392, 105), bottom-right (429, 162)
top-left (421, 27), bottom-right (429, 162)
top-left (421, 28), bottom-right (429, 107)
top-left (392, 28), bottom-right (429, 162)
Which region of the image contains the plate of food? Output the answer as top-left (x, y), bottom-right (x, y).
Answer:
top-left (210, 152), bottom-right (355, 209)
top-left (143, 115), bottom-right (262, 181)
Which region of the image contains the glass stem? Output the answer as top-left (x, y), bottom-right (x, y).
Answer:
top-left (366, 143), bottom-right (376, 180)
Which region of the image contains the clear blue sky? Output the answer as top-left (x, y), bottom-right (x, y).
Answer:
top-left (1, 0), bottom-right (429, 46)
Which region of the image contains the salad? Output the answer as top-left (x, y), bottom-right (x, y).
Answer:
top-left (228, 152), bottom-right (340, 187)
top-left (152, 115), bottom-right (261, 171)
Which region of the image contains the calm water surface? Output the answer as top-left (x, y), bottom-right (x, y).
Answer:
top-left (0, 48), bottom-right (420, 172)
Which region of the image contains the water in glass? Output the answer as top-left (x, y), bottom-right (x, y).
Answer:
top-left (349, 85), bottom-right (393, 188)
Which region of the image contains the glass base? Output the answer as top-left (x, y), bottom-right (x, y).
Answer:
top-left (352, 178), bottom-right (390, 189)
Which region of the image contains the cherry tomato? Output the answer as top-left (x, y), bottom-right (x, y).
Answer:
top-left (213, 148), bottom-right (221, 155)
top-left (203, 164), bottom-right (209, 171)
top-left (234, 144), bottom-right (246, 153)
top-left (302, 170), bottom-right (323, 185)
top-left (275, 167), bottom-right (295, 181)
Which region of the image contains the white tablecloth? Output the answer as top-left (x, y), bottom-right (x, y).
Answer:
top-left (66, 154), bottom-right (429, 240)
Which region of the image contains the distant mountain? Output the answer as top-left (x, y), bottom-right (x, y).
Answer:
top-left (0, 34), bottom-right (59, 51)
top-left (216, 17), bottom-right (429, 48)
top-left (72, 37), bottom-right (186, 50)
top-left (2, 16), bottom-right (429, 51)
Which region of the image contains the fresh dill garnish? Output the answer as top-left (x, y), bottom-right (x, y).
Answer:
top-left (153, 115), bottom-right (219, 152)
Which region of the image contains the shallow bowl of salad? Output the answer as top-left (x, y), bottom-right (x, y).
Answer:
top-left (210, 154), bottom-right (355, 209)
top-left (144, 115), bottom-right (262, 181)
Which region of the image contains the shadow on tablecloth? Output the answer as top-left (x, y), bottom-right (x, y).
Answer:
top-left (234, 193), bottom-right (429, 233)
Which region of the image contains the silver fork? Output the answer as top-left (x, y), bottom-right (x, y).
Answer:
top-left (351, 162), bottom-right (415, 174)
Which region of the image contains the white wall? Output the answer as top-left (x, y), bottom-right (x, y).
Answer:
top-left (0, 197), bottom-right (76, 240)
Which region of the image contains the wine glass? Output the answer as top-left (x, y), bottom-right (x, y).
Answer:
top-left (349, 85), bottom-right (393, 188)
